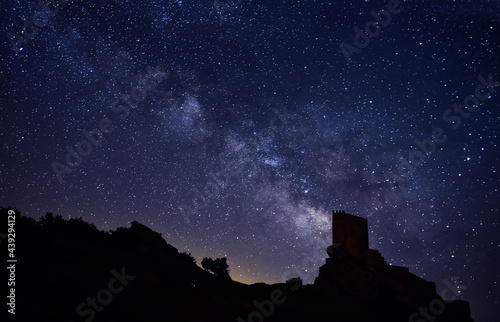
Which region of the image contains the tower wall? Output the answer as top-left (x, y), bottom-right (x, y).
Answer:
top-left (332, 211), bottom-right (368, 261)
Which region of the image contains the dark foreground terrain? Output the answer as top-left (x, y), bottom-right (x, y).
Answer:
top-left (5, 207), bottom-right (473, 322)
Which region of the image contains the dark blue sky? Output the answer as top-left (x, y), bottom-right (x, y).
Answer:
top-left (1, 1), bottom-right (499, 321)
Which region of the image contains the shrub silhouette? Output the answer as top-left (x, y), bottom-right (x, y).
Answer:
top-left (180, 252), bottom-right (196, 264)
top-left (286, 276), bottom-right (303, 290)
top-left (38, 212), bottom-right (98, 237)
top-left (286, 276), bottom-right (303, 286)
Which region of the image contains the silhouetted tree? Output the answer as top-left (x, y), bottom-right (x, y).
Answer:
top-left (0, 206), bottom-right (22, 217)
top-left (201, 257), bottom-right (231, 280)
top-left (213, 258), bottom-right (229, 276)
top-left (201, 257), bottom-right (215, 271)
top-left (39, 212), bottom-right (64, 232)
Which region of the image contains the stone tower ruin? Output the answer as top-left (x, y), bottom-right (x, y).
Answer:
top-left (331, 210), bottom-right (368, 262)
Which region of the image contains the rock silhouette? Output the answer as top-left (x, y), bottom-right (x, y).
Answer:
top-left (5, 207), bottom-right (474, 321)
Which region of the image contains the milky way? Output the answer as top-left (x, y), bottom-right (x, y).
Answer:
top-left (1, 1), bottom-right (499, 321)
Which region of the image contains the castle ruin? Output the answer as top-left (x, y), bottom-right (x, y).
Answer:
top-left (314, 210), bottom-right (473, 321)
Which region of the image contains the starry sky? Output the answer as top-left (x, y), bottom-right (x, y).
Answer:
top-left (1, 0), bottom-right (499, 321)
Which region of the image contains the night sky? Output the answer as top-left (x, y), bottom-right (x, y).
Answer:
top-left (1, 0), bottom-right (499, 321)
